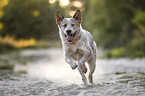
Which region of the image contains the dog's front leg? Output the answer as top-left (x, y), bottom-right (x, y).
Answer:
top-left (65, 53), bottom-right (78, 69)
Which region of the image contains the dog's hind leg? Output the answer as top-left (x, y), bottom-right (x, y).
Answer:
top-left (87, 57), bottom-right (96, 84)
top-left (79, 63), bottom-right (87, 73)
top-left (78, 66), bottom-right (87, 85)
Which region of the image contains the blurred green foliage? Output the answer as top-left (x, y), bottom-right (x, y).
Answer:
top-left (0, 0), bottom-right (61, 40)
top-left (84, 0), bottom-right (145, 58)
top-left (0, 0), bottom-right (145, 58)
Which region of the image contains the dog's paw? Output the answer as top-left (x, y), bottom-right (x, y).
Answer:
top-left (71, 64), bottom-right (78, 70)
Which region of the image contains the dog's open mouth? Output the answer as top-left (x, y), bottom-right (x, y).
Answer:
top-left (65, 32), bottom-right (76, 42)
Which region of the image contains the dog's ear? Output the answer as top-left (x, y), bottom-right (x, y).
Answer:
top-left (73, 9), bottom-right (82, 24)
top-left (56, 11), bottom-right (64, 25)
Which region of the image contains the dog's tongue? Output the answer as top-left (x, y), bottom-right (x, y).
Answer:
top-left (67, 35), bottom-right (73, 42)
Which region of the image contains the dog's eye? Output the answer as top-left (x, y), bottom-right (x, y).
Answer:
top-left (71, 24), bottom-right (76, 27)
top-left (63, 24), bottom-right (67, 28)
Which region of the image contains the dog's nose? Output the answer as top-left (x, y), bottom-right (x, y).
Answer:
top-left (66, 30), bottom-right (71, 34)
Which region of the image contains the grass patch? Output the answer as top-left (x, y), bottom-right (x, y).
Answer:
top-left (18, 70), bottom-right (27, 74)
top-left (0, 64), bottom-right (15, 70)
top-left (115, 72), bottom-right (126, 75)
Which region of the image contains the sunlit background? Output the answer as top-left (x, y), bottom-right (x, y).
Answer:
top-left (0, 0), bottom-right (145, 58)
top-left (0, 1), bottom-right (145, 95)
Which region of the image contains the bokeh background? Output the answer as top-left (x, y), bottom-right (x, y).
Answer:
top-left (0, 1), bottom-right (145, 95)
top-left (0, 0), bottom-right (145, 58)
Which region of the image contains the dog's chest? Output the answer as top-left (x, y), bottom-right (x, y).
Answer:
top-left (67, 42), bottom-right (86, 60)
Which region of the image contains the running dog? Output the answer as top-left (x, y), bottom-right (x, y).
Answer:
top-left (56, 9), bottom-right (97, 85)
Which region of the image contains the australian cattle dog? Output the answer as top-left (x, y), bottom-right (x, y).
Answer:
top-left (56, 9), bottom-right (97, 85)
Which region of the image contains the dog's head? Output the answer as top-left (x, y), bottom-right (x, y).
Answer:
top-left (56, 9), bottom-right (82, 43)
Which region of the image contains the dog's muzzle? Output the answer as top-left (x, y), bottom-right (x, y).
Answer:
top-left (64, 31), bottom-right (77, 42)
